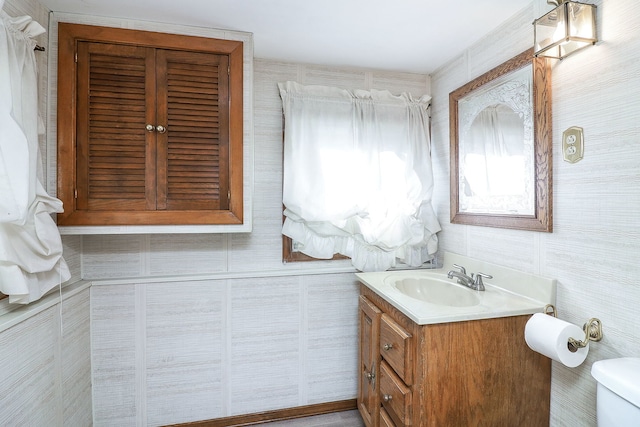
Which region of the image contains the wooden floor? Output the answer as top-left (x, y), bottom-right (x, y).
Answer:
top-left (259, 410), bottom-right (364, 426)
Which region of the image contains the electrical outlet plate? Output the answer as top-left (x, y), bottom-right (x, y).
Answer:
top-left (562, 126), bottom-right (584, 163)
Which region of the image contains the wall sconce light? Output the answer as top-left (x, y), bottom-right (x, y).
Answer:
top-left (533, 0), bottom-right (597, 59)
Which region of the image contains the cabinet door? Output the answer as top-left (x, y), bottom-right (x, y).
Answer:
top-left (156, 49), bottom-right (230, 211)
top-left (358, 295), bottom-right (382, 427)
top-left (76, 41), bottom-right (154, 212)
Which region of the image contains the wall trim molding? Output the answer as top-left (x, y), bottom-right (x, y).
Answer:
top-left (164, 399), bottom-right (357, 427)
top-left (90, 266), bottom-right (358, 286)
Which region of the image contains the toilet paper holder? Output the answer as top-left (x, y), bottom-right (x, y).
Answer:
top-left (543, 304), bottom-right (604, 352)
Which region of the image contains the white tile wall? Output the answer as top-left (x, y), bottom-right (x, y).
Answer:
top-left (431, 1), bottom-right (640, 425)
top-left (89, 273), bottom-right (360, 425)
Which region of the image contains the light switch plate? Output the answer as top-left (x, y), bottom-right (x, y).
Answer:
top-left (562, 126), bottom-right (584, 163)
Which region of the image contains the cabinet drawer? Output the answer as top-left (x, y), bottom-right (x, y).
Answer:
top-left (380, 314), bottom-right (413, 384)
top-left (380, 361), bottom-right (411, 426)
top-left (380, 407), bottom-right (396, 427)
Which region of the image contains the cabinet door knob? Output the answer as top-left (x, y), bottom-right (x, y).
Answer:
top-left (146, 124), bottom-right (155, 132)
top-left (382, 394), bottom-right (393, 403)
top-left (383, 343), bottom-right (393, 351)
top-left (366, 371), bottom-right (375, 381)
top-left (156, 125), bottom-right (167, 133)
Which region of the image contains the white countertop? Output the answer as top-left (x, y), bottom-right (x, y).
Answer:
top-left (356, 252), bottom-right (557, 325)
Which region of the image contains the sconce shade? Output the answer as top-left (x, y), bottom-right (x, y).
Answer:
top-left (533, 1), bottom-right (597, 59)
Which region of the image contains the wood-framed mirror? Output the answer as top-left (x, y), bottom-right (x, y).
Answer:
top-left (449, 49), bottom-right (552, 232)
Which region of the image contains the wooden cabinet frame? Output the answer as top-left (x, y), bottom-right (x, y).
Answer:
top-left (56, 23), bottom-right (244, 226)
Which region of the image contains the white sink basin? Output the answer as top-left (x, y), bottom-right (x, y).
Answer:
top-left (355, 252), bottom-right (557, 325)
top-left (394, 277), bottom-right (480, 307)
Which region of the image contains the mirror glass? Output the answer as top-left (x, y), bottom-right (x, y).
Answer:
top-left (458, 65), bottom-right (533, 215)
top-left (450, 50), bottom-right (552, 232)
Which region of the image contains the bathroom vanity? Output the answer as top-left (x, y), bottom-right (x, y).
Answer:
top-left (357, 253), bottom-right (556, 427)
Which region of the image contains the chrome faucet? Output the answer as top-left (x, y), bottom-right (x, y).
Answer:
top-left (447, 264), bottom-right (492, 291)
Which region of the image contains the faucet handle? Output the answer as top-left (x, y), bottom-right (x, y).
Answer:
top-left (473, 272), bottom-right (493, 289)
top-left (451, 264), bottom-right (466, 275)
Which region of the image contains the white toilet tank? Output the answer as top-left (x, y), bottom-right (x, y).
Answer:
top-left (591, 358), bottom-right (640, 426)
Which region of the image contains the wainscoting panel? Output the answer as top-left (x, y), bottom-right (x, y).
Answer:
top-left (90, 273), bottom-right (360, 425)
top-left (61, 290), bottom-right (93, 426)
top-left (0, 307), bottom-right (58, 426)
top-left (228, 276), bottom-right (302, 415)
top-left (91, 285), bottom-right (138, 425)
top-left (305, 275), bottom-right (360, 404)
top-left (145, 281), bottom-right (226, 426)
top-left (0, 287), bottom-right (92, 426)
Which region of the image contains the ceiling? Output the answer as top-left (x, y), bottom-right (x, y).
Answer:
top-left (37, 0), bottom-right (532, 74)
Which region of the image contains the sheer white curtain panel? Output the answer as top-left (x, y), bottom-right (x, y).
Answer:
top-left (279, 82), bottom-right (440, 272)
top-left (0, 8), bottom-right (70, 303)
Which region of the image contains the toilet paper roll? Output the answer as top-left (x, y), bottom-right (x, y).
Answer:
top-left (524, 312), bottom-right (589, 368)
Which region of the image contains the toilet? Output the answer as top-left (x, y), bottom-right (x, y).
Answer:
top-left (591, 358), bottom-right (640, 426)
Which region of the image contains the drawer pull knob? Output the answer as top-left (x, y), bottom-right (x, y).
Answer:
top-left (383, 394), bottom-right (393, 403)
top-left (383, 343), bottom-right (393, 351)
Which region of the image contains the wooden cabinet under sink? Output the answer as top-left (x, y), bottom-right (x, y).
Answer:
top-left (357, 285), bottom-right (551, 427)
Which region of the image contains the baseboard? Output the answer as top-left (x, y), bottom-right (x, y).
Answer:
top-left (165, 399), bottom-right (357, 427)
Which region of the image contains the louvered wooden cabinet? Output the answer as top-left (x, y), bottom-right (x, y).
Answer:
top-left (358, 285), bottom-right (551, 427)
top-left (57, 23), bottom-right (243, 226)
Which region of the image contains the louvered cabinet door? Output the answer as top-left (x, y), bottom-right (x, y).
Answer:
top-left (76, 42), bottom-right (156, 212)
top-left (57, 23), bottom-right (244, 226)
top-left (155, 50), bottom-right (230, 211)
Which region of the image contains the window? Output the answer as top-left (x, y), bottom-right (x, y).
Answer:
top-left (279, 82), bottom-right (441, 271)
top-left (56, 23), bottom-right (244, 226)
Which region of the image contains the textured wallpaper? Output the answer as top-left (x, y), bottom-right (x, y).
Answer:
top-left (430, 1), bottom-right (640, 425)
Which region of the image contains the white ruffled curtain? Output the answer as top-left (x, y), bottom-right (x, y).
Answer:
top-left (0, 7), bottom-right (70, 304)
top-left (279, 82), bottom-right (440, 272)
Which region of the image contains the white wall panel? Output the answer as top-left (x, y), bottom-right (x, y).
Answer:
top-left (91, 285), bottom-right (137, 426)
top-left (61, 290), bottom-right (93, 426)
top-left (430, 1), bottom-right (640, 425)
top-left (148, 234), bottom-right (228, 276)
top-left (145, 281), bottom-right (225, 426)
top-left (0, 308), bottom-right (58, 426)
top-left (0, 287), bottom-right (92, 426)
top-left (83, 235), bottom-right (145, 279)
top-left (228, 276), bottom-right (302, 414)
top-left (304, 274), bottom-right (360, 404)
